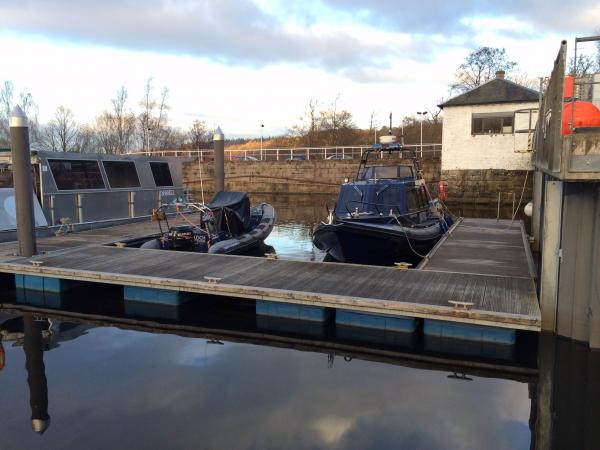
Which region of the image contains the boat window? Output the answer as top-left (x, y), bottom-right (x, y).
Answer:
top-left (377, 186), bottom-right (403, 213)
top-left (398, 166), bottom-right (413, 178)
top-left (337, 185), bottom-right (366, 213)
top-left (150, 162), bottom-right (174, 187)
top-left (103, 161), bottom-right (141, 188)
top-left (361, 166), bottom-right (413, 179)
top-left (407, 188), bottom-right (425, 211)
top-left (48, 159), bottom-right (105, 190)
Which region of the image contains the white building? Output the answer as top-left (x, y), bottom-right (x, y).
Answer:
top-left (439, 71), bottom-right (539, 171)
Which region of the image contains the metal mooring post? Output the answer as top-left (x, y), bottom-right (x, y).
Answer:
top-left (213, 127), bottom-right (225, 193)
top-left (10, 106), bottom-right (37, 257)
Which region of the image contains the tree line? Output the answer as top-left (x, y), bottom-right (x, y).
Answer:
top-left (0, 77), bottom-right (212, 153)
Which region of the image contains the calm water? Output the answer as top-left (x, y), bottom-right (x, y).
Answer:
top-left (0, 196), bottom-right (565, 450)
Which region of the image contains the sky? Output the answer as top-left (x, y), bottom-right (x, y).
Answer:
top-left (1, 0), bottom-right (599, 137)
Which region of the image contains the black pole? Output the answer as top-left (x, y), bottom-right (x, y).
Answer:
top-left (23, 315), bottom-right (50, 434)
top-left (9, 106), bottom-right (37, 257)
top-left (213, 127), bottom-right (225, 193)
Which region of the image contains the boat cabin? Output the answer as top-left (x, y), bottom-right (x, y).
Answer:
top-left (0, 151), bottom-right (189, 229)
top-left (335, 167), bottom-right (430, 222)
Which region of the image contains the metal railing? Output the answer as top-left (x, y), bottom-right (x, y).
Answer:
top-left (128, 143), bottom-right (442, 161)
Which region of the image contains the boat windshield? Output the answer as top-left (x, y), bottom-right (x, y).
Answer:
top-left (336, 185), bottom-right (370, 214)
top-left (359, 165), bottom-right (413, 180)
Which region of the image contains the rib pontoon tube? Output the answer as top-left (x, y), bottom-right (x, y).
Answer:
top-left (209, 203), bottom-right (275, 254)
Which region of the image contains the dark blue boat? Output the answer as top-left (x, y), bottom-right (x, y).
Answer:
top-left (313, 139), bottom-right (453, 266)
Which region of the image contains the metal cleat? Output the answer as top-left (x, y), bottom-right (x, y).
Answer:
top-left (448, 300), bottom-right (474, 310)
top-left (204, 276), bottom-right (221, 285)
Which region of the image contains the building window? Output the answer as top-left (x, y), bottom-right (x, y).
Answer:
top-left (149, 162), bottom-right (174, 187)
top-left (472, 113), bottom-right (514, 135)
top-left (48, 159), bottom-right (105, 190)
top-left (103, 161), bottom-right (141, 188)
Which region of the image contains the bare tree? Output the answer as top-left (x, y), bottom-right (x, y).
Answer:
top-left (188, 120), bottom-right (211, 150)
top-left (569, 54), bottom-right (598, 76)
top-left (139, 77), bottom-right (156, 151)
top-left (290, 99), bottom-right (321, 146)
top-left (0, 81), bottom-right (14, 144)
top-left (153, 87), bottom-right (171, 149)
top-left (111, 86), bottom-right (135, 153)
top-left (451, 47), bottom-right (518, 93)
top-left (290, 97), bottom-right (358, 146)
top-left (43, 106), bottom-right (79, 152)
top-left (0, 81), bottom-right (40, 146)
top-left (73, 125), bottom-right (97, 153)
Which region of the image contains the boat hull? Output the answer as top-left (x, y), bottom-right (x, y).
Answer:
top-left (313, 220), bottom-right (442, 265)
top-left (140, 203), bottom-right (276, 256)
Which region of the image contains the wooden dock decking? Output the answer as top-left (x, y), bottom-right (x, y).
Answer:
top-left (0, 217), bottom-right (540, 331)
top-left (419, 218), bottom-right (535, 278)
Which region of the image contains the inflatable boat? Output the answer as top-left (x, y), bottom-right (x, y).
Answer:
top-left (141, 191), bottom-right (275, 255)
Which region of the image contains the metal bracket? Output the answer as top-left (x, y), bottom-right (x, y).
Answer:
top-left (448, 300), bottom-right (474, 310)
top-left (447, 372), bottom-right (473, 381)
top-left (204, 276), bottom-right (221, 285)
top-left (394, 262), bottom-right (412, 270)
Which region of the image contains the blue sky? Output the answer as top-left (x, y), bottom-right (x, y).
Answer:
top-left (1, 0), bottom-right (598, 137)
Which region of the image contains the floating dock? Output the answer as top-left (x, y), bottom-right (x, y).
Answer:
top-left (0, 216), bottom-right (540, 332)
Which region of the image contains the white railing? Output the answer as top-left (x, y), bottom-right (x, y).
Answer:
top-left (128, 143), bottom-right (442, 161)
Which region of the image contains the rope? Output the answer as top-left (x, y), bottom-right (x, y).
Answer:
top-left (390, 213), bottom-right (427, 258)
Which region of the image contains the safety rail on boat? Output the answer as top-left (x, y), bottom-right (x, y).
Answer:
top-left (341, 200), bottom-right (430, 220)
top-left (127, 144), bottom-right (442, 161)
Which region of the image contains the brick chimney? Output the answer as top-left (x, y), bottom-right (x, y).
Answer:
top-left (496, 70), bottom-right (506, 79)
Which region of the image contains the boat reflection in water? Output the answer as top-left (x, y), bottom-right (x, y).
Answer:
top-left (0, 292), bottom-right (598, 450)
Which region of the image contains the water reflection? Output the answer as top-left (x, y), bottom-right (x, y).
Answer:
top-left (0, 308), bottom-right (532, 450)
top-left (23, 316), bottom-right (50, 434)
top-left (1, 301), bottom-right (599, 449)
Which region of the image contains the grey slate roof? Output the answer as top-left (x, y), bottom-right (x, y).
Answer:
top-left (439, 78), bottom-right (539, 108)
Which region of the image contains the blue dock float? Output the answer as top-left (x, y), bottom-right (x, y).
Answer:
top-left (424, 320), bottom-right (516, 360)
top-left (424, 320), bottom-right (516, 345)
top-left (256, 300), bottom-right (332, 322)
top-left (256, 300), bottom-right (333, 336)
top-left (15, 274), bottom-right (81, 294)
top-left (336, 310), bottom-right (418, 333)
top-left (123, 287), bottom-right (196, 321)
top-left (123, 286), bottom-right (194, 306)
top-left (16, 288), bottom-right (67, 309)
top-left (336, 310), bottom-right (418, 346)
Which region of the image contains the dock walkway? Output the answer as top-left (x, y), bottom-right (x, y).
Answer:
top-left (0, 217), bottom-right (540, 331)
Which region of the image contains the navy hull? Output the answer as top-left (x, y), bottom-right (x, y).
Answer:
top-left (313, 220), bottom-right (442, 265)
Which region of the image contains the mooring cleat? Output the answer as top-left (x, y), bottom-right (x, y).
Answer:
top-left (448, 300), bottom-right (474, 310)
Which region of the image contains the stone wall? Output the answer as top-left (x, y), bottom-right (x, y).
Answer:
top-left (441, 169), bottom-right (533, 209)
top-left (182, 158), bottom-right (532, 219)
top-left (182, 158), bottom-right (441, 198)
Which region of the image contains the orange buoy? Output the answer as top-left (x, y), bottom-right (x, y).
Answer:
top-left (439, 181), bottom-right (446, 200)
top-left (561, 101), bottom-right (600, 135)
